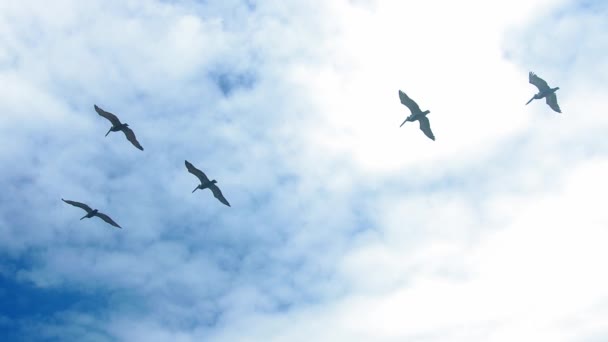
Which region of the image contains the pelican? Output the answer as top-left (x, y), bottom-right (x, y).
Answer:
top-left (526, 72), bottom-right (561, 113)
top-left (185, 160), bottom-right (230, 207)
top-left (398, 90), bottom-right (435, 141)
top-left (94, 104), bottom-right (144, 150)
top-left (61, 199), bottom-right (122, 228)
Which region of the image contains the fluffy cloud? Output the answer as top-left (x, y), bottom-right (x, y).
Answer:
top-left (0, 0), bottom-right (607, 341)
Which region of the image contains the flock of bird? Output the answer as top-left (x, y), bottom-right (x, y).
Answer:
top-left (62, 71), bottom-right (561, 229)
top-left (61, 106), bottom-right (231, 229)
top-left (398, 71), bottom-right (561, 141)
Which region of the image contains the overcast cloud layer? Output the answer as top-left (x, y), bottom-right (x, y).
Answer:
top-left (1, 0), bottom-right (608, 341)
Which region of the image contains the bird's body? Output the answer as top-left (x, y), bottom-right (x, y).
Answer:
top-left (81, 208), bottom-right (98, 219)
top-left (526, 72), bottom-right (561, 113)
top-left (398, 90), bottom-right (435, 141)
top-left (61, 199), bottom-right (122, 228)
top-left (94, 104), bottom-right (144, 150)
top-left (185, 160), bottom-right (230, 207)
top-left (106, 124), bottom-right (129, 135)
top-left (197, 180), bottom-right (218, 191)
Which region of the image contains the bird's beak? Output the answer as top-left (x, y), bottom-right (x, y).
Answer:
top-left (192, 186), bottom-right (199, 193)
top-left (105, 128), bottom-right (112, 136)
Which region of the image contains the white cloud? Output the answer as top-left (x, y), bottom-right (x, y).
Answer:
top-left (1, 0), bottom-right (607, 341)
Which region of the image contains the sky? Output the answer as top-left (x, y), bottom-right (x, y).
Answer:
top-left (1, 0), bottom-right (608, 341)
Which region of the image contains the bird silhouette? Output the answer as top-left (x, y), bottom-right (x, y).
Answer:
top-left (185, 160), bottom-right (230, 207)
top-left (398, 90), bottom-right (435, 140)
top-left (94, 104), bottom-right (144, 150)
top-left (526, 72), bottom-right (561, 113)
top-left (61, 198), bottom-right (122, 228)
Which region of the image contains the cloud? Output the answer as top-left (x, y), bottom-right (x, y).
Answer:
top-left (1, 0), bottom-right (607, 341)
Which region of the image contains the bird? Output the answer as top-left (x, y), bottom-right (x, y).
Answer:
top-left (94, 104), bottom-right (144, 150)
top-left (61, 198), bottom-right (122, 228)
top-left (398, 90), bottom-right (435, 140)
top-left (526, 72), bottom-right (561, 113)
top-left (185, 160), bottom-right (231, 207)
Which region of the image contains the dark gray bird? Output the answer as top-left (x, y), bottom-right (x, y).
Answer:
top-left (526, 72), bottom-right (561, 113)
top-left (61, 198), bottom-right (122, 228)
top-left (185, 160), bottom-right (230, 207)
top-left (94, 104), bottom-right (144, 150)
top-left (398, 90), bottom-right (435, 141)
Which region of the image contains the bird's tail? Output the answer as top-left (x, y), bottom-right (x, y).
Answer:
top-left (80, 214), bottom-right (88, 220)
top-left (525, 97), bottom-right (534, 105)
top-left (192, 186), bottom-right (199, 193)
top-left (400, 118), bottom-right (408, 127)
top-left (105, 128), bottom-right (112, 136)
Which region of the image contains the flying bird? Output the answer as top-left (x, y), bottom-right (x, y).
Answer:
top-left (526, 72), bottom-right (561, 113)
top-left (61, 198), bottom-right (122, 228)
top-left (185, 160), bottom-right (231, 207)
top-left (94, 104), bottom-right (144, 150)
top-left (398, 90), bottom-right (435, 141)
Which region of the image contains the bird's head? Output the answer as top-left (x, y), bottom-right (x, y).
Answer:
top-left (124, 123), bottom-right (129, 127)
top-left (92, 209), bottom-right (99, 214)
top-left (211, 180), bottom-right (218, 184)
top-left (424, 110), bottom-right (431, 115)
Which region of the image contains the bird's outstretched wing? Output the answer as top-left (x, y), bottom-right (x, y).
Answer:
top-left (418, 116), bottom-right (435, 141)
top-left (185, 160), bottom-right (210, 183)
top-left (546, 93), bottom-right (561, 113)
top-left (399, 90), bottom-right (421, 114)
top-left (122, 126), bottom-right (144, 150)
top-left (529, 72), bottom-right (550, 92)
top-left (210, 184), bottom-right (230, 207)
top-left (94, 105), bottom-right (122, 126)
top-left (62, 198), bottom-right (93, 213)
top-left (94, 212), bottom-right (122, 228)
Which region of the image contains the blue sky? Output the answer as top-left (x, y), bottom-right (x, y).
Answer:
top-left (1, 0), bottom-right (608, 340)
